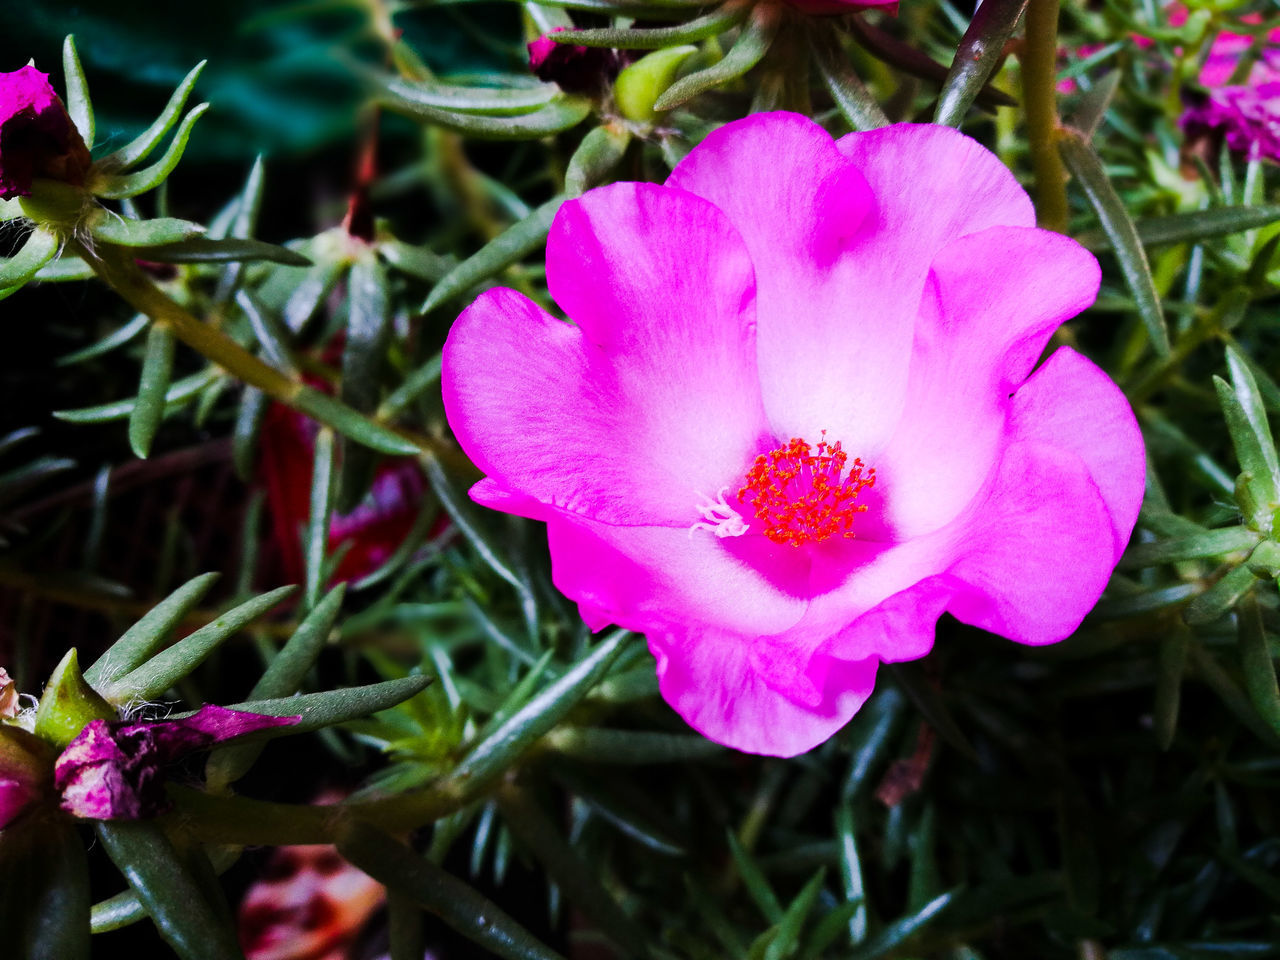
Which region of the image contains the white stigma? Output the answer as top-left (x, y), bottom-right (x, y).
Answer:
top-left (689, 488), bottom-right (749, 539)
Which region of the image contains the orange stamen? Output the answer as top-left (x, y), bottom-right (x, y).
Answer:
top-left (737, 432), bottom-right (875, 547)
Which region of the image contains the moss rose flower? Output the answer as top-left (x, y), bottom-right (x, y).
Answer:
top-left (442, 113), bottom-right (1144, 757)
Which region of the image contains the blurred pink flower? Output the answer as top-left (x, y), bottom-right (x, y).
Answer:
top-left (54, 705), bottom-right (298, 820)
top-left (239, 842), bottom-right (384, 960)
top-left (442, 112), bottom-right (1144, 757)
top-left (1182, 16), bottom-right (1280, 161)
top-left (0, 64), bottom-right (90, 200)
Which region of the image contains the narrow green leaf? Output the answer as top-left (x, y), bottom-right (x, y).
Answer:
top-left (204, 584), bottom-right (347, 789)
top-left (342, 253), bottom-right (390, 415)
top-left (84, 572), bottom-right (220, 684)
top-left (291, 387), bottom-right (422, 455)
top-left (1184, 562), bottom-right (1259, 625)
top-left (204, 675), bottom-right (431, 736)
top-left (424, 457), bottom-right (538, 640)
top-left (448, 630), bottom-right (632, 793)
top-left (253, 582), bottom-right (345, 700)
top-left (232, 385), bottom-right (267, 479)
top-left (421, 196), bottom-right (563, 313)
top-left (104, 585), bottom-right (297, 702)
top-left (841, 686), bottom-right (905, 799)
top-left (1154, 625), bottom-right (1190, 750)
top-left (282, 258), bottom-right (343, 332)
top-left (336, 822), bottom-right (568, 960)
top-left (1189, 641), bottom-right (1280, 747)
top-left (35, 255), bottom-right (95, 282)
top-left (1226, 344), bottom-right (1280, 493)
top-left (54, 369), bottom-right (218, 423)
top-left (845, 891), bottom-right (954, 960)
top-left (836, 800), bottom-right (868, 945)
top-left (305, 428), bottom-right (337, 610)
top-left (764, 868), bottom-right (826, 960)
top-left (97, 821), bottom-right (244, 960)
top-left (57, 312), bottom-right (148, 366)
top-left (727, 829), bottom-right (785, 925)
top-left (389, 892), bottom-right (427, 960)
top-left (130, 237), bottom-right (311, 266)
top-left (90, 890), bottom-right (147, 933)
top-left (556, 5), bottom-right (747, 48)
top-left (1058, 129), bottom-right (1170, 356)
top-left (1084, 204), bottom-right (1280, 251)
top-left (235, 289), bottom-right (296, 374)
top-left (1238, 592), bottom-right (1280, 736)
top-left (62, 36), bottom-right (94, 149)
top-left (565, 124), bottom-right (631, 198)
top-left (381, 93), bottom-right (590, 139)
top-left (128, 324), bottom-right (176, 459)
top-left (545, 726), bottom-right (725, 763)
top-left (103, 61), bottom-right (206, 169)
top-left (1120, 527), bottom-right (1262, 569)
top-left (1215, 375), bottom-right (1280, 531)
top-left (379, 241), bottom-right (455, 283)
top-left (0, 227), bottom-right (58, 287)
top-left (91, 214), bottom-right (205, 247)
top-left (849, 18), bottom-right (1015, 107)
top-left (800, 903), bottom-right (864, 960)
top-left (934, 0), bottom-right (1028, 127)
top-left (381, 76), bottom-right (561, 115)
top-left (654, 5), bottom-right (779, 111)
top-left (94, 103), bottom-right (210, 199)
top-left (1066, 70), bottom-right (1120, 141)
top-left (227, 154), bottom-right (265, 240)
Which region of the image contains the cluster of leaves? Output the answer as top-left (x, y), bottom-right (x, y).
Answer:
top-left (4, 0), bottom-right (1280, 958)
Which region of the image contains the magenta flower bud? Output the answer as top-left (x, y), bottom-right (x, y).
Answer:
top-left (1183, 82), bottom-right (1280, 164)
top-left (528, 29), bottom-right (622, 96)
top-left (54, 705), bottom-right (299, 820)
top-left (0, 64), bottom-right (91, 201)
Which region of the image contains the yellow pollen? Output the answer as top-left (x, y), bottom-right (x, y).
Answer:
top-left (736, 432), bottom-right (875, 547)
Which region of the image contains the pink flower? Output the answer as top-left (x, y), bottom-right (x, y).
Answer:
top-left (442, 113), bottom-right (1144, 757)
top-left (0, 64), bottom-right (90, 200)
top-left (54, 705), bottom-right (298, 820)
top-left (1181, 19), bottom-right (1280, 162)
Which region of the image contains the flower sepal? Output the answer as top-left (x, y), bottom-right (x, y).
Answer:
top-left (32, 649), bottom-right (115, 751)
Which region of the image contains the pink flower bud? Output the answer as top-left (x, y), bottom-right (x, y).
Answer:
top-left (0, 65), bottom-right (91, 200)
top-left (527, 29), bottom-right (622, 96)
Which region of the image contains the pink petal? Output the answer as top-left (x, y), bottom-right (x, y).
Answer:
top-left (649, 628), bottom-right (878, 757)
top-left (869, 226), bottom-right (1102, 538)
top-left (445, 183), bottom-right (768, 528)
top-left (668, 113), bottom-right (906, 448)
top-left (545, 513), bottom-right (810, 640)
top-left (945, 441), bottom-right (1120, 645)
top-left (1005, 346), bottom-right (1145, 560)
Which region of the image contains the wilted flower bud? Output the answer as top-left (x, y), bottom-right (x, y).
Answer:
top-left (528, 29), bottom-right (622, 96)
top-left (54, 705), bottom-right (299, 820)
top-left (0, 668), bottom-right (18, 719)
top-left (0, 65), bottom-right (91, 200)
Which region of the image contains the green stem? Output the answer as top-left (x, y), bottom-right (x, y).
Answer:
top-left (80, 244), bottom-right (432, 457)
top-left (1020, 0), bottom-right (1068, 232)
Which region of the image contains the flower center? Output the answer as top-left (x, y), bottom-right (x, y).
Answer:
top-left (737, 433), bottom-right (875, 546)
